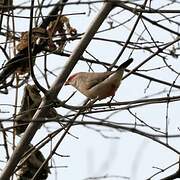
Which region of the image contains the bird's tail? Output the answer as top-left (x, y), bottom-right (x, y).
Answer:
top-left (0, 66), bottom-right (14, 84)
top-left (0, 53), bottom-right (27, 84)
top-left (0, 45), bottom-right (42, 85)
top-left (117, 58), bottom-right (133, 70)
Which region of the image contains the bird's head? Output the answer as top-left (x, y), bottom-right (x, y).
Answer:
top-left (65, 73), bottom-right (79, 86)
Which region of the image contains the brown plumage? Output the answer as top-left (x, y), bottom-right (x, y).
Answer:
top-left (15, 84), bottom-right (57, 135)
top-left (65, 58), bottom-right (133, 100)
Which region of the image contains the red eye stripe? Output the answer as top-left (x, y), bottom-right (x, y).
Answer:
top-left (67, 73), bottom-right (78, 82)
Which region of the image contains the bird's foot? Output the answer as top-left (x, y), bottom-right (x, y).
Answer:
top-left (84, 98), bottom-right (98, 112)
top-left (106, 96), bottom-right (114, 108)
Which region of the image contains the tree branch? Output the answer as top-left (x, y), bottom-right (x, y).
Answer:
top-left (0, 2), bottom-right (113, 179)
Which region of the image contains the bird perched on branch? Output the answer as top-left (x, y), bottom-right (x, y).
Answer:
top-left (15, 84), bottom-right (57, 135)
top-left (0, 16), bottom-right (77, 85)
top-left (65, 58), bottom-right (133, 100)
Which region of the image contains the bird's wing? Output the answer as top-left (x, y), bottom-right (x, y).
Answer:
top-left (0, 49), bottom-right (28, 84)
top-left (79, 71), bottom-right (113, 90)
top-left (0, 44), bottom-right (42, 84)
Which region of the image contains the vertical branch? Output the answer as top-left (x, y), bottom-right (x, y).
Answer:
top-left (28, 0), bottom-right (47, 94)
top-left (165, 74), bottom-right (180, 144)
top-left (12, 75), bottom-right (19, 151)
top-left (43, 52), bottom-right (51, 88)
top-left (0, 122), bottom-right (9, 160)
top-left (0, 13), bottom-right (3, 33)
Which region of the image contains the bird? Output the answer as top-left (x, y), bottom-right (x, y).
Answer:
top-left (15, 84), bottom-right (57, 135)
top-left (65, 58), bottom-right (133, 100)
top-left (16, 144), bottom-right (50, 180)
top-left (0, 44), bottom-right (42, 84)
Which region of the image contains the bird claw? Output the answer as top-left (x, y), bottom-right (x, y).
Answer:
top-left (106, 96), bottom-right (114, 108)
top-left (84, 101), bottom-right (94, 112)
top-left (83, 98), bottom-right (98, 112)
